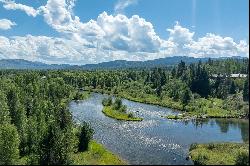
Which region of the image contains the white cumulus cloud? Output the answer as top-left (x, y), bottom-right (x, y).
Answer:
top-left (0, 34), bottom-right (160, 64)
top-left (0, 19), bottom-right (16, 30)
top-left (0, 0), bottom-right (248, 64)
top-left (95, 12), bottom-right (162, 52)
top-left (186, 33), bottom-right (249, 57)
top-left (114, 0), bottom-right (138, 14)
top-left (0, 0), bottom-right (39, 17)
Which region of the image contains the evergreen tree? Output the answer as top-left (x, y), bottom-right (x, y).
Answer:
top-left (181, 88), bottom-right (191, 107)
top-left (0, 91), bottom-right (11, 124)
top-left (78, 122), bottom-right (94, 152)
top-left (229, 81), bottom-right (236, 94)
top-left (0, 124), bottom-right (20, 165)
top-left (40, 124), bottom-right (75, 165)
top-left (243, 77), bottom-right (249, 101)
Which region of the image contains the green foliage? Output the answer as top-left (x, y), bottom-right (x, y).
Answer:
top-left (194, 153), bottom-right (208, 165)
top-left (243, 77), bottom-right (249, 101)
top-left (229, 81), bottom-right (237, 94)
top-left (0, 71), bottom-right (90, 165)
top-left (0, 124), bottom-right (20, 165)
top-left (102, 106), bottom-right (143, 121)
top-left (181, 88), bottom-right (191, 106)
top-left (189, 143), bottom-right (198, 151)
top-left (40, 124), bottom-right (77, 165)
top-left (113, 98), bottom-right (123, 110)
top-left (235, 149), bottom-right (249, 165)
top-left (73, 91), bottom-right (90, 100)
top-left (102, 97), bottom-right (113, 106)
top-left (0, 91), bottom-right (11, 124)
top-left (72, 141), bottom-right (127, 165)
top-left (128, 112), bottom-right (134, 118)
top-left (0, 58), bottom-right (248, 165)
top-left (78, 122), bottom-right (94, 152)
top-left (189, 143), bottom-right (249, 165)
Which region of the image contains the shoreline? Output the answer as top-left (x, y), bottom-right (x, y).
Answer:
top-left (189, 142), bottom-right (249, 165)
top-left (90, 89), bottom-right (248, 120)
top-left (72, 140), bottom-right (128, 165)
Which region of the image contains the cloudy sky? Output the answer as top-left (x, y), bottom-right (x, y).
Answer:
top-left (0, 0), bottom-right (249, 65)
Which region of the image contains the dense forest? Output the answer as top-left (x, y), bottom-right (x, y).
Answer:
top-left (56, 58), bottom-right (249, 118)
top-left (0, 58), bottom-right (249, 165)
top-left (0, 71), bottom-right (94, 165)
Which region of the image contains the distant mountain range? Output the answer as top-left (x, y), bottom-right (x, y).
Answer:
top-left (0, 59), bottom-right (71, 70)
top-left (0, 56), bottom-right (247, 70)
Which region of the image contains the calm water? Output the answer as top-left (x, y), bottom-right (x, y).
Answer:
top-left (69, 93), bottom-right (249, 165)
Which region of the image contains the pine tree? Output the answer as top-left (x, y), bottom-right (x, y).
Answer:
top-left (0, 124), bottom-right (20, 165)
top-left (0, 91), bottom-right (11, 124)
top-left (181, 88), bottom-right (191, 107)
top-left (243, 77), bottom-right (249, 101)
top-left (229, 81), bottom-right (236, 94)
top-left (78, 122), bottom-right (94, 152)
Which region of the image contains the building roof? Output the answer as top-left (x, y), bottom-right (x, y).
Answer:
top-left (211, 73), bottom-right (248, 78)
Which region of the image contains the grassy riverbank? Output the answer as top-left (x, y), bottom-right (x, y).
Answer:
top-left (17, 141), bottom-right (127, 165)
top-left (102, 106), bottom-right (143, 121)
top-left (92, 89), bottom-right (247, 119)
top-left (72, 141), bottom-right (127, 165)
top-left (189, 143), bottom-right (249, 165)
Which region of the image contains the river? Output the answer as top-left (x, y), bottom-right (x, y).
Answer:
top-left (69, 93), bottom-right (249, 165)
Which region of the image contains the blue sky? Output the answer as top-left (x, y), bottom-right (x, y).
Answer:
top-left (0, 0), bottom-right (249, 64)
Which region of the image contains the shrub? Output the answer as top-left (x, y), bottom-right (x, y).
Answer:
top-left (189, 143), bottom-right (198, 151)
top-left (119, 105), bottom-right (127, 113)
top-left (235, 150), bottom-right (249, 165)
top-left (194, 154), bottom-right (208, 165)
top-left (128, 113), bottom-right (134, 118)
top-left (78, 122), bottom-right (94, 152)
top-left (207, 143), bottom-right (216, 150)
top-left (102, 97), bottom-right (112, 106)
top-left (113, 98), bottom-right (122, 110)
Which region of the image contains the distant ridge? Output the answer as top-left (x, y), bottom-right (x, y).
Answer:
top-left (0, 56), bottom-right (247, 70)
top-left (0, 59), bottom-right (71, 70)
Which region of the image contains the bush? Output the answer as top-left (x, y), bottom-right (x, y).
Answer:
top-left (193, 93), bottom-right (201, 99)
top-left (102, 97), bottom-right (112, 106)
top-left (194, 154), bottom-right (208, 165)
top-left (189, 143), bottom-right (198, 151)
top-left (113, 98), bottom-right (122, 110)
top-left (78, 122), bottom-right (94, 152)
top-left (128, 113), bottom-right (134, 118)
top-left (235, 150), bottom-right (249, 165)
top-left (207, 143), bottom-right (216, 150)
top-left (119, 105), bottom-right (127, 113)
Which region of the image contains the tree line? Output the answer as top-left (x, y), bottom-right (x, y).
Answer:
top-left (0, 72), bottom-right (93, 165)
top-left (0, 58), bottom-right (249, 164)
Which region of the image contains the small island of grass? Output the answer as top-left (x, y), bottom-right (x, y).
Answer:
top-left (102, 97), bottom-right (143, 121)
top-left (189, 142), bottom-right (249, 165)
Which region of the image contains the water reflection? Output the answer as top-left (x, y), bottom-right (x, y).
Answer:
top-left (181, 118), bottom-right (249, 143)
top-left (69, 93), bottom-right (249, 165)
top-left (215, 119), bottom-right (249, 142)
